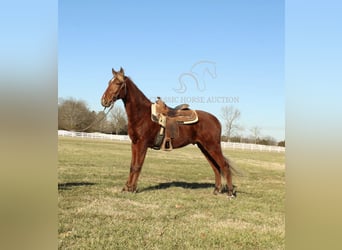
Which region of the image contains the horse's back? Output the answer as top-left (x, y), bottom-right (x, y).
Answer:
top-left (180, 109), bottom-right (222, 142)
top-left (196, 110), bottom-right (222, 131)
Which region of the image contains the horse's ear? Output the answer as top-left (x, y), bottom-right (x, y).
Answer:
top-left (112, 68), bottom-right (117, 76)
top-left (119, 67), bottom-right (125, 76)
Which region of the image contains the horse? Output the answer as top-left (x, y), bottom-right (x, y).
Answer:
top-left (101, 67), bottom-right (236, 198)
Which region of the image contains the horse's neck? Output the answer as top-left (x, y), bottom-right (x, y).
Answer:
top-left (122, 78), bottom-right (151, 123)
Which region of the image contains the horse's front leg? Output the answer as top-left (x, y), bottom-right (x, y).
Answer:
top-left (122, 141), bottom-right (148, 192)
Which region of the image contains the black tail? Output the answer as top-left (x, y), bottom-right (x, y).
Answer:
top-left (224, 156), bottom-right (244, 177)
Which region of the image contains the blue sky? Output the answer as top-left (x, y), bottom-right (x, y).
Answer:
top-left (59, 0), bottom-right (284, 141)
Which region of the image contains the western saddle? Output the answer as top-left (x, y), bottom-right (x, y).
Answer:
top-left (151, 97), bottom-right (198, 150)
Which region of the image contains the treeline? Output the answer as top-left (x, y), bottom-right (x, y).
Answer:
top-left (222, 135), bottom-right (285, 147)
top-left (58, 98), bottom-right (285, 147)
top-left (220, 106), bottom-right (285, 147)
top-left (58, 98), bottom-right (127, 134)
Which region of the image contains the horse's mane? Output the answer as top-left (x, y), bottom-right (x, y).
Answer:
top-left (124, 76), bottom-right (151, 104)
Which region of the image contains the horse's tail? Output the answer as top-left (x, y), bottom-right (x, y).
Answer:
top-left (224, 156), bottom-right (244, 177)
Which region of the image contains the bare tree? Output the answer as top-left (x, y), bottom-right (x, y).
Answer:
top-left (220, 106), bottom-right (241, 142)
top-left (250, 126), bottom-right (261, 144)
top-left (110, 106), bottom-right (127, 134)
top-left (90, 111), bottom-right (113, 133)
top-left (58, 98), bottom-right (94, 131)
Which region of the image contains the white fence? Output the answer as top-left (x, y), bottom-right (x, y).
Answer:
top-left (221, 142), bottom-right (285, 153)
top-left (58, 130), bottom-right (130, 141)
top-left (58, 130), bottom-right (285, 153)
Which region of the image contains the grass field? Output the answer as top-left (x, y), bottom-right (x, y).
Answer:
top-left (58, 137), bottom-right (285, 249)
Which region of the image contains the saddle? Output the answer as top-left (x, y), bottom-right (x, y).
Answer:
top-left (151, 97), bottom-right (198, 150)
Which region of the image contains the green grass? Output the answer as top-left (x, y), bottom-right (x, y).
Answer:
top-left (58, 137), bottom-right (285, 249)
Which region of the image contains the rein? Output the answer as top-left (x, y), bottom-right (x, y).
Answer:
top-left (80, 103), bottom-right (114, 132)
top-left (80, 78), bottom-right (126, 132)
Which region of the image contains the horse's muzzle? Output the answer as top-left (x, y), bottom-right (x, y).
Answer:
top-left (101, 97), bottom-right (111, 107)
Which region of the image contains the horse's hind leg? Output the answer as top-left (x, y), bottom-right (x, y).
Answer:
top-left (197, 143), bottom-right (222, 195)
top-left (198, 143), bottom-right (235, 198)
top-left (222, 157), bottom-right (236, 198)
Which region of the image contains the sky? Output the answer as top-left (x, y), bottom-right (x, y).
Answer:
top-left (59, 0), bottom-right (284, 141)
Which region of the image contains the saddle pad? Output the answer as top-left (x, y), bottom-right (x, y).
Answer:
top-left (151, 102), bottom-right (198, 125)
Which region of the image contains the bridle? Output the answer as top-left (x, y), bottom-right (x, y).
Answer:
top-left (112, 77), bottom-right (127, 102)
top-left (81, 77), bottom-right (127, 132)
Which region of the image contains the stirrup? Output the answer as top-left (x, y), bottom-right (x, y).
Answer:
top-left (153, 133), bottom-right (164, 150)
top-left (162, 138), bottom-right (173, 151)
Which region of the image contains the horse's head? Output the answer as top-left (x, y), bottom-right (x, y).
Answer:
top-left (101, 67), bottom-right (127, 107)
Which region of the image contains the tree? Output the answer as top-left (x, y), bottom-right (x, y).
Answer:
top-left (258, 136), bottom-right (277, 146)
top-left (220, 106), bottom-right (241, 142)
top-left (58, 98), bottom-right (94, 131)
top-left (90, 111), bottom-right (112, 133)
top-left (110, 106), bottom-right (128, 134)
top-left (250, 126), bottom-right (261, 144)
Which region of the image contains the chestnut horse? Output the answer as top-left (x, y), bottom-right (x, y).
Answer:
top-left (101, 68), bottom-right (236, 198)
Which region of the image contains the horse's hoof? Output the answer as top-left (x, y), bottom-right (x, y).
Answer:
top-left (227, 195), bottom-right (236, 200)
top-left (227, 190), bottom-right (237, 200)
top-left (122, 185), bottom-right (131, 192)
top-left (122, 185), bottom-right (137, 193)
top-left (213, 188), bottom-right (220, 195)
top-left (227, 186), bottom-right (237, 198)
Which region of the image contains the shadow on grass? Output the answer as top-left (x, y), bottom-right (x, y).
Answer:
top-left (58, 182), bottom-right (96, 190)
top-left (140, 182), bottom-right (248, 197)
top-left (140, 181), bottom-right (215, 193)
